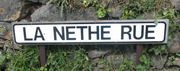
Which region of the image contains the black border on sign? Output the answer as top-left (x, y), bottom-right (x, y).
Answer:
top-left (12, 20), bottom-right (168, 45)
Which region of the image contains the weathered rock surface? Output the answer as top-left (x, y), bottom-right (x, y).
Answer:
top-left (106, 54), bottom-right (123, 68)
top-left (166, 57), bottom-right (180, 67)
top-left (66, 7), bottom-right (97, 20)
top-left (108, 6), bottom-right (122, 18)
top-left (136, 12), bottom-right (154, 19)
top-left (88, 50), bottom-right (110, 59)
top-left (173, 58), bottom-right (180, 66)
top-left (171, 0), bottom-right (180, 11)
top-left (31, 4), bottom-right (64, 22)
top-left (92, 58), bottom-right (100, 67)
top-left (152, 55), bottom-right (168, 69)
top-left (154, 67), bottom-right (180, 71)
top-left (31, 4), bottom-right (97, 21)
top-left (27, 0), bottom-right (49, 4)
top-left (107, 0), bottom-right (122, 19)
top-left (169, 33), bottom-right (180, 53)
top-left (0, 0), bottom-right (22, 20)
top-left (175, 18), bottom-right (180, 25)
top-left (100, 0), bottom-right (111, 7)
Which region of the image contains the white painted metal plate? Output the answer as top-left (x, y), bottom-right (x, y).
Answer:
top-left (13, 20), bottom-right (168, 44)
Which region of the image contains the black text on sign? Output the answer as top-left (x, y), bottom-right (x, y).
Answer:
top-left (13, 20), bottom-right (168, 44)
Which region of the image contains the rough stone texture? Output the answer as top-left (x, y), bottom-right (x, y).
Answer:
top-left (27, 0), bottom-right (49, 4)
top-left (31, 4), bottom-right (64, 22)
top-left (106, 54), bottom-right (123, 68)
top-left (31, 4), bottom-right (97, 21)
top-left (91, 58), bottom-right (107, 71)
top-left (92, 58), bottom-right (100, 67)
top-left (66, 7), bottom-right (98, 20)
top-left (154, 67), bottom-right (180, 71)
top-left (89, 45), bottom-right (135, 70)
top-left (0, 0), bottom-right (22, 20)
top-left (107, 0), bottom-right (122, 19)
top-left (100, 0), bottom-right (111, 7)
top-left (173, 58), bottom-right (180, 66)
top-left (108, 6), bottom-right (122, 18)
top-left (88, 50), bottom-right (110, 59)
top-left (175, 18), bottom-right (180, 25)
top-left (20, 19), bottom-right (29, 22)
top-left (0, 22), bottom-right (12, 41)
top-left (171, 0), bottom-right (180, 11)
top-left (169, 33), bottom-right (180, 53)
top-left (105, 45), bottom-right (136, 62)
top-left (167, 57), bottom-right (180, 67)
top-left (151, 55), bottom-right (168, 69)
top-left (136, 12), bottom-right (154, 19)
top-left (17, 1), bottom-right (42, 21)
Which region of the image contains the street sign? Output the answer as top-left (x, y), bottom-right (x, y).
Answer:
top-left (13, 20), bottom-right (168, 44)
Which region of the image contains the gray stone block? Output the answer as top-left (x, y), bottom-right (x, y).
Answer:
top-left (171, 0), bottom-right (180, 11)
top-left (0, 0), bottom-right (22, 20)
top-left (31, 4), bottom-right (65, 22)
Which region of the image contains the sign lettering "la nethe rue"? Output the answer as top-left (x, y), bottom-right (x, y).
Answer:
top-left (22, 25), bottom-right (156, 41)
top-left (13, 20), bottom-right (168, 44)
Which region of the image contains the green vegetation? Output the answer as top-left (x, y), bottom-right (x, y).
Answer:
top-left (50, 0), bottom-right (110, 18)
top-left (119, 58), bottom-right (134, 71)
top-left (3, 46), bottom-right (93, 71)
top-left (121, 0), bottom-right (155, 19)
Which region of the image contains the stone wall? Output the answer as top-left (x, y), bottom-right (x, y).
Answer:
top-left (0, 0), bottom-right (180, 70)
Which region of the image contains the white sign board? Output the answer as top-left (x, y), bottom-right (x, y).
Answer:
top-left (13, 20), bottom-right (168, 44)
